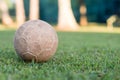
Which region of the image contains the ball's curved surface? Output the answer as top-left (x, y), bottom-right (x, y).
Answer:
top-left (14, 20), bottom-right (58, 62)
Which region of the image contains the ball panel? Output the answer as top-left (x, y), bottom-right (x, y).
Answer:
top-left (14, 37), bottom-right (27, 56)
top-left (22, 26), bottom-right (42, 56)
top-left (37, 49), bottom-right (52, 61)
top-left (28, 41), bottom-right (42, 56)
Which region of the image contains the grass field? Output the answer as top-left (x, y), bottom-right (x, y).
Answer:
top-left (0, 31), bottom-right (120, 80)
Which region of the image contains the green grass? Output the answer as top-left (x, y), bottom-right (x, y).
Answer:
top-left (0, 31), bottom-right (120, 80)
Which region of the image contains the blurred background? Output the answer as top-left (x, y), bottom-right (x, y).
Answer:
top-left (0, 0), bottom-right (120, 31)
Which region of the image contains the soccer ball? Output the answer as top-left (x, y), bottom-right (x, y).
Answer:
top-left (14, 20), bottom-right (58, 62)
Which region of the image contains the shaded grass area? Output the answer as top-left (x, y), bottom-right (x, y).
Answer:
top-left (0, 31), bottom-right (120, 80)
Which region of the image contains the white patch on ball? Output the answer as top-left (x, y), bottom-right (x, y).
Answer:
top-left (14, 20), bottom-right (58, 62)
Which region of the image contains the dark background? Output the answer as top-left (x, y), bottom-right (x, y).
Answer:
top-left (9, 0), bottom-right (120, 24)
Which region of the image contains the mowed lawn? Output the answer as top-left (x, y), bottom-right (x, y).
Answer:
top-left (0, 31), bottom-right (120, 80)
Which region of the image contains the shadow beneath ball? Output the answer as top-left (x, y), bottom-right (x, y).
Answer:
top-left (16, 56), bottom-right (49, 63)
top-left (23, 59), bottom-right (48, 63)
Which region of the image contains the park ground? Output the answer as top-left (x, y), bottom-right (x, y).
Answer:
top-left (1, 23), bottom-right (120, 33)
top-left (0, 26), bottom-right (120, 80)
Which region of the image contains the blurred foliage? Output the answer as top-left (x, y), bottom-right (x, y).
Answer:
top-left (40, 0), bottom-right (58, 24)
top-left (4, 0), bottom-right (14, 8)
top-left (113, 17), bottom-right (120, 27)
top-left (24, 0), bottom-right (30, 19)
top-left (3, 0), bottom-right (120, 24)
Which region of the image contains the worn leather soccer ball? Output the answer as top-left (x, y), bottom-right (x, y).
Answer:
top-left (14, 20), bottom-right (58, 62)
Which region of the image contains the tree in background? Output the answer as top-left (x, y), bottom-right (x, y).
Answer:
top-left (107, 15), bottom-right (116, 30)
top-left (107, 0), bottom-right (120, 30)
top-left (79, 0), bottom-right (88, 26)
top-left (29, 0), bottom-right (39, 20)
top-left (15, 0), bottom-right (25, 26)
top-left (57, 0), bottom-right (79, 30)
top-left (0, 0), bottom-right (13, 25)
